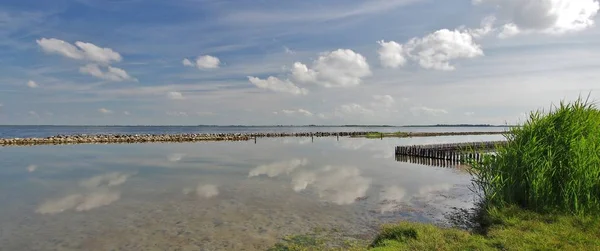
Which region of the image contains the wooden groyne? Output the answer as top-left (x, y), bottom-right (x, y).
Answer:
top-left (354, 131), bottom-right (507, 139)
top-left (396, 155), bottom-right (467, 168)
top-left (395, 141), bottom-right (507, 163)
top-left (0, 131), bottom-right (371, 146)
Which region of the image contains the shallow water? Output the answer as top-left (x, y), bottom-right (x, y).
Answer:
top-left (0, 135), bottom-right (505, 250)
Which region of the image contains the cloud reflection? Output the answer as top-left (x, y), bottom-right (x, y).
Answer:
top-left (248, 158), bottom-right (308, 178)
top-left (79, 172), bottom-right (134, 189)
top-left (378, 185), bottom-right (407, 213)
top-left (27, 164), bottom-right (37, 173)
top-left (183, 183), bottom-right (220, 198)
top-left (167, 153), bottom-right (185, 162)
top-left (36, 172), bottom-right (132, 215)
top-left (291, 165), bottom-right (371, 205)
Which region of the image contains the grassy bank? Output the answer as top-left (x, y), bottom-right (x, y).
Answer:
top-left (270, 97), bottom-right (600, 250)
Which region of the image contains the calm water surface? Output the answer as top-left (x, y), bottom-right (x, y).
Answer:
top-left (0, 134), bottom-right (505, 250)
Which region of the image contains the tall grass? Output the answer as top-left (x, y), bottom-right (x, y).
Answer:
top-left (470, 96), bottom-right (600, 215)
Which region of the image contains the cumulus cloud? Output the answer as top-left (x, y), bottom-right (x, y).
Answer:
top-left (123, 111), bottom-right (130, 115)
top-left (378, 28), bottom-right (484, 71)
top-left (377, 40), bottom-right (407, 68)
top-left (247, 76), bottom-right (308, 95)
top-left (183, 55), bottom-right (221, 69)
top-left (98, 108), bottom-right (113, 114)
top-left (248, 158), bottom-right (309, 178)
top-left (474, 0), bottom-right (600, 36)
top-left (28, 111), bottom-right (39, 117)
top-left (335, 103), bottom-right (375, 116)
top-left (167, 91), bottom-right (185, 100)
top-left (249, 49), bottom-right (370, 93)
top-left (182, 58), bottom-right (194, 67)
top-left (280, 109), bottom-right (313, 117)
top-left (371, 95), bottom-right (396, 108)
top-left (79, 64), bottom-right (136, 82)
top-left (290, 49), bottom-right (371, 88)
top-left (464, 112), bottom-right (475, 116)
top-left (410, 106), bottom-right (449, 116)
top-left (36, 38), bottom-right (122, 64)
top-left (27, 80), bottom-right (38, 88)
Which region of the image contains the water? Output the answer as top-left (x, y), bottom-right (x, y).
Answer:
top-left (0, 133), bottom-right (506, 250)
top-left (0, 125), bottom-right (510, 138)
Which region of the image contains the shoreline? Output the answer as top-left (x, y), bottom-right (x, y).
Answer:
top-left (0, 131), bottom-right (506, 146)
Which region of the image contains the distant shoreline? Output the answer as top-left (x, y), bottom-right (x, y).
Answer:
top-left (0, 124), bottom-right (518, 127)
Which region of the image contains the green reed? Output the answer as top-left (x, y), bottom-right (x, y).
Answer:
top-left (469, 96), bottom-right (600, 215)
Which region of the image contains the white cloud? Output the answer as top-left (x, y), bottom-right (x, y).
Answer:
top-left (167, 91), bottom-right (185, 100)
top-left (410, 106), bottom-right (449, 116)
top-left (378, 29), bottom-right (483, 71)
top-left (371, 95), bottom-right (396, 108)
top-left (474, 0), bottom-right (600, 36)
top-left (336, 103), bottom-right (374, 116)
top-left (195, 55), bottom-right (220, 69)
top-left (498, 23), bottom-right (521, 38)
top-left (28, 111), bottom-right (39, 117)
top-left (79, 64), bottom-right (136, 82)
top-left (27, 80), bottom-right (38, 88)
top-left (36, 38), bottom-right (122, 64)
top-left (166, 111), bottom-right (188, 117)
top-left (406, 29), bottom-right (484, 70)
top-left (280, 109), bottom-right (313, 117)
top-left (284, 46), bottom-right (296, 55)
top-left (98, 108), bottom-right (113, 114)
top-left (377, 40), bottom-right (407, 68)
top-left (248, 76), bottom-right (308, 95)
top-left (182, 58), bottom-right (194, 67)
top-left (291, 49), bottom-right (371, 88)
top-left (464, 112), bottom-right (475, 116)
top-left (123, 111), bottom-right (130, 115)
top-left (248, 158), bottom-right (308, 178)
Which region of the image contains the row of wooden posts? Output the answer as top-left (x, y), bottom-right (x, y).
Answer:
top-left (394, 141), bottom-right (506, 163)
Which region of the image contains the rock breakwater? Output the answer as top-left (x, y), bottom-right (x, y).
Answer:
top-left (0, 132), bottom-right (371, 146)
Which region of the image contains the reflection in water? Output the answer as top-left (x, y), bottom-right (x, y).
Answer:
top-left (167, 153), bottom-right (185, 162)
top-left (378, 186), bottom-right (407, 213)
top-left (27, 164), bottom-right (37, 173)
top-left (79, 172), bottom-right (134, 189)
top-left (248, 158), bottom-right (308, 178)
top-left (249, 159), bottom-right (372, 206)
top-left (0, 136), bottom-right (494, 250)
top-left (291, 165), bottom-right (371, 205)
top-left (36, 172), bottom-right (133, 215)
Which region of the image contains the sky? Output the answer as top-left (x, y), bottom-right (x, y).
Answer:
top-left (0, 0), bottom-right (599, 126)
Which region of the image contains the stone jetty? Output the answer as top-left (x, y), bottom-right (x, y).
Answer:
top-left (0, 131), bottom-right (371, 146)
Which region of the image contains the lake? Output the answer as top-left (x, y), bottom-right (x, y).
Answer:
top-left (0, 127), bottom-right (507, 250)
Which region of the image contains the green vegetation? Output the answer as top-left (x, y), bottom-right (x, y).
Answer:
top-left (270, 96), bottom-right (600, 250)
top-left (470, 97), bottom-right (600, 215)
top-left (368, 206), bottom-right (600, 250)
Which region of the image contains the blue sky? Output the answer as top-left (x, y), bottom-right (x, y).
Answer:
top-left (1, 0), bottom-right (599, 125)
